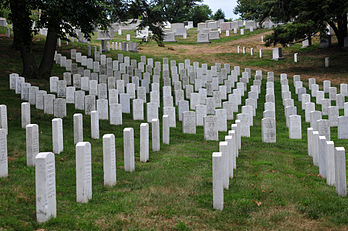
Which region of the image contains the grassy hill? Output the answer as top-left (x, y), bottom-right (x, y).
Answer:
top-left (0, 29), bottom-right (348, 230)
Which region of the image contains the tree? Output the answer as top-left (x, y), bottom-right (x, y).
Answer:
top-left (6, 0), bottom-right (110, 79)
top-left (212, 9), bottom-right (225, 21)
top-left (153, 0), bottom-right (201, 23)
top-left (128, 0), bottom-right (165, 45)
top-left (234, 0), bottom-right (288, 26)
top-left (235, 0), bottom-right (348, 47)
top-left (188, 4), bottom-right (212, 27)
top-left (3, 0), bottom-right (165, 79)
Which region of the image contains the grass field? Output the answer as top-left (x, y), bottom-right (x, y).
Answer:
top-left (0, 28), bottom-right (348, 230)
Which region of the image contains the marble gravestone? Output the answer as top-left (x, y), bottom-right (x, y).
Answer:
top-left (124, 128), bottom-right (135, 172)
top-left (76, 142), bottom-right (92, 203)
top-left (35, 152), bottom-right (56, 223)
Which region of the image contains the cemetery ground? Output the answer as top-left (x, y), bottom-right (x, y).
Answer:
top-left (1, 30), bottom-right (348, 230)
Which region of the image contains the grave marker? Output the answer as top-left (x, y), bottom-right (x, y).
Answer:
top-left (26, 124), bottom-right (39, 166)
top-left (103, 134), bottom-right (116, 186)
top-left (76, 142), bottom-right (92, 203)
top-left (35, 152), bottom-right (56, 223)
top-left (140, 123), bottom-right (149, 162)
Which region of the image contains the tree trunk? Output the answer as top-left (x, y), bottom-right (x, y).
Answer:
top-left (329, 14), bottom-right (347, 48)
top-left (21, 45), bottom-right (39, 78)
top-left (9, 0), bottom-right (38, 78)
top-left (336, 15), bottom-right (347, 48)
top-left (39, 25), bottom-right (58, 79)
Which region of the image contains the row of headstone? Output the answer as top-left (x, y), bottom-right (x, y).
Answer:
top-left (262, 73), bottom-right (276, 142)
top-left (281, 74), bottom-right (302, 139)
top-left (237, 46), bottom-right (263, 58)
top-left (307, 129), bottom-right (346, 196)
top-left (280, 74), bottom-right (347, 197)
top-left (213, 125), bottom-right (239, 210)
top-left (298, 77), bottom-right (348, 140)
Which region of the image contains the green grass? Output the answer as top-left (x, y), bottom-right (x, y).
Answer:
top-left (1, 33), bottom-right (348, 230)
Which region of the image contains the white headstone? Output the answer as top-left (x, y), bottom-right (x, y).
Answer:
top-left (335, 147), bottom-right (346, 196)
top-left (289, 115), bottom-right (302, 139)
top-left (73, 114), bottom-right (83, 144)
top-left (326, 141), bottom-right (335, 186)
top-left (182, 111), bottom-right (196, 134)
top-left (110, 104), bottom-right (122, 125)
top-left (318, 136), bottom-right (327, 178)
top-left (123, 128), bottom-right (135, 172)
top-left (26, 124), bottom-right (39, 166)
top-left (162, 115), bottom-right (170, 144)
top-left (0, 129), bottom-right (8, 177)
top-left (140, 123), bottom-right (149, 162)
top-left (151, 119), bottom-right (160, 151)
top-left (212, 152), bottom-right (223, 210)
top-left (21, 102), bottom-right (31, 128)
top-left (338, 116), bottom-right (348, 139)
top-left (35, 152), bottom-right (56, 223)
top-left (0, 105), bottom-right (7, 135)
top-left (204, 116), bottom-right (218, 141)
top-left (103, 134), bottom-right (116, 186)
top-left (91, 111), bottom-right (99, 139)
top-left (262, 118), bottom-right (276, 143)
top-left (52, 118), bottom-right (63, 154)
top-left (76, 142), bottom-right (92, 202)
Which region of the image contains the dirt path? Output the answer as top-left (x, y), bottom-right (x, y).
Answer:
top-left (139, 31), bottom-right (348, 85)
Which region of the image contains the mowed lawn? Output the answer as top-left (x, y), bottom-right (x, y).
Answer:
top-left (0, 32), bottom-right (348, 230)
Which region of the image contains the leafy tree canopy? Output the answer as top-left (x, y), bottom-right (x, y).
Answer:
top-left (153, 0), bottom-right (201, 23)
top-left (234, 0), bottom-right (348, 47)
top-left (212, 9), bottom-right (225, 21)
top-left (188, 4), bottom-right (212, 26)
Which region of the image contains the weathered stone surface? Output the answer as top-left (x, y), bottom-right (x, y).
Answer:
top-left (140, 123), bottom-right (149, 162)
top-left (182, 111), bottom-right (196, 134)
top-left (0, 129), bottom-right (8, 177)
top-left (212, 152), bottom-right (223, 210)
top-left (151, 119), bottom-right (160, 151)
top-left (262, 118), bottom-right (276, 143)
top-left (52, 118), bottom-right (63, 154)
top-left (338, 116), bottom-right (348, 139)
top-left (76, 142), bottom-right (92, 203)
top-left (204, 116), bottom-right (218, 141)
top-left (35, 152), bottom-right (56, 223)
top-left (335, 147), bottom-right (346, 196)
top-left (103, 134), bottom-right (116, 186)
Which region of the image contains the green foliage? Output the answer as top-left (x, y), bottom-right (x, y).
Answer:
top-left (188, 4), bottom-right (212, 27)
top-left (212, 9), bottom-right (225, 21)
top-left (33, 0), bottom-right (110, 40)
top-left (236, 0), bottom-right (348, 47)
top-left (0, 0), bottom-right (10, 21)
top-left (153, 0), bottom-right (201, 23)
top-left (128, 0), bottom-right (165, 44)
